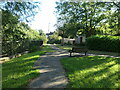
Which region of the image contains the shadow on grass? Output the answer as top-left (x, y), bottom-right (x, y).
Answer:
top-left (2, 45), bottom-right (53, 88)
top-left (2, 53), bottom-right (41, 88)
top-left (61, 56), bottom-right (119, 88)
top-left (2, 70), bottom-right (40, 88)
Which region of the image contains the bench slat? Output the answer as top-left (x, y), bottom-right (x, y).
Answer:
top-left (69, 47), bottom-right (88, 56)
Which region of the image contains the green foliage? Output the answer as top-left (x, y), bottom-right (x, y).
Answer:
top-left (29, 40), bottom-right (43, 52)
top-left (60, 56), bottom-right (119, 88)
top-left (48, 32), bottom-right (62, 44)
top-left (38, 30), bottom-right (48, 44)
top-left (86, 35), bottom-right (120, 53)
top-left (55, 2), bottom-right (119, 37)
top-left (1, 2), bottom-right (44, 57)
top-left (2, 10), bottom-right (47, 56)
top-left (0, 2), bottom-right (40, 22)
top-left (48, 40), bottom-right (61, 44)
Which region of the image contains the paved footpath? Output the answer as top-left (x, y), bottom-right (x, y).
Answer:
top-left (28, 44), bottom-right (119, 88)
top-left (28, 45), bottom-right (69, 88)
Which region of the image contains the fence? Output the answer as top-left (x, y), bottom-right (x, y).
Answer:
top-left (1, 40), bottom-right (43, 57)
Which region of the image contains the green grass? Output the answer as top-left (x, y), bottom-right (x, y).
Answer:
top-left (56, 44), bottom-right (85, 50)
top-left (60, 56), bottom-right (120, 88)
top-left (56, 44), bottom-right (72, 50)
top-left (2, 45), bottom-right (53, 88)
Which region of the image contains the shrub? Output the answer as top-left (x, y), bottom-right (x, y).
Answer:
top-left (2, 40), bottom-right (43, 56)
top-left (29, 40), bottom-right (43, 52)
top-left (47, 39), bottom-right (61, 44)
top-left (86, 35), bottom-right (120, 53)
top-left (47, 33), bottom-right (62, 44)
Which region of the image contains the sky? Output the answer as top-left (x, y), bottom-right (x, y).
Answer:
top-left (28, 0), bottom-right (58, 33)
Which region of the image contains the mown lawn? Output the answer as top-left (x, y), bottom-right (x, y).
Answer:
top-left (60, 56), bottom-right (119, 88)
top-left (56, 44), bottom-right (72, 50)
top-left (2, 45), bottom-right (53, 88)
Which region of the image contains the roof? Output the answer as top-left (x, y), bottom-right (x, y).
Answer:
top-left (46, 32), bottom-right (54, 35)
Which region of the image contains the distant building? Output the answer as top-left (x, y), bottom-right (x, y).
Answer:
top-left (61, 35), bottom-right (86, 45)
top-left (75, 35), bottom-right (86, 44)
top-left (61, 38), bottom-right (75, 45)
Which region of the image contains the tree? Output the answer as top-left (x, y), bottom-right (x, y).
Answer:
top-left (38, 29), bottom-right (48, 44)
top-left (55, 1), bottom-right (118, 37)
top-left (38, 29), bottom-right (45, 36)
top-left (48, 31), bottom-right (62, 44)
top-left (1, 2), bottom-right (41, 41)
top-left (1, 2), bottom-right (43, 56)
top-left (0, 2), bottom-right (40, 22)
top-left (113, 2), bottom-right (120, 34)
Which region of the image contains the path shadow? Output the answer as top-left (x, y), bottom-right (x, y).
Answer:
top-left (29, 46), bottom-right (68, 88)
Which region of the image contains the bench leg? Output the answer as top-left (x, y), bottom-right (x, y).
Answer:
top-left (70, 52), bottom-right (72, 57)
top-left (85, 52), bottom-right (87, 56)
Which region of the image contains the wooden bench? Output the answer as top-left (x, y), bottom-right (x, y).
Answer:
top-left (68, 47), bottom-right (88, 56)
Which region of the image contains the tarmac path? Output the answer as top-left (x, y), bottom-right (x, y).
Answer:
top-left (28, 45), bottom-right (69, 88)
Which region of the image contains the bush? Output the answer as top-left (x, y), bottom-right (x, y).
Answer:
top-left (29, 40), bottom-right (43, 52)
top-left (2, 40), bottom-right (29, 56)
top-left (86, 35), bottom-right (120, 53)
top-left (47, 39), bottom-right (61, 44)
top-left (47, 33), bottom-right (62, 44)
top-left (2, 40), bottom-right (43, 56)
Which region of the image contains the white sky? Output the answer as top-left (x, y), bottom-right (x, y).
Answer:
top-left (28, 0), bottom-right (58, 33)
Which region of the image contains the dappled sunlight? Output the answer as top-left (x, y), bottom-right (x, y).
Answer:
top-left (42, 75), bottom-right (67, 87)
top-left (61, 56), bottom-right (119, 88)
top-left (29, 45), bottom-right (68, 88)
top-left (23, 55), bottom-right (40, 60)
top-left (88, 54), bottom-right (120, 58)
top-left (29, 66), bottom-right (68, 88)
top-left (40, 68), bottom-right (56, 73)
top-left (68, 63), bottom-right (118, 88)
top-left (39, 50), bottom-right (69, 57)
top-left (33, 74), bottom-right (68, 88)
top-left (48, 53), bottom-right (68, 57)
top-left (2, 45), bottom-right (53, 88)
top-left (3, 70), bottom-right (39, 88)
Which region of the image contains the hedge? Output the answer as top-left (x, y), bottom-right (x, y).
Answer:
top-left (47, 39), bottom-right (61, 44)
top-left (86, 35), bottom-right (120, 53)
top-left (2, 40), bottom-right (43, 57)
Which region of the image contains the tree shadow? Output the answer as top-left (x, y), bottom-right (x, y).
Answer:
top-left (60, 56), bottom-right (119, 88)
top-left (2, 71), bottom-right (40, 88)
top-left (2, 52), bottom-right (43, 88)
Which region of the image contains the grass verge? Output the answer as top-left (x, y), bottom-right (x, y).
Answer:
top-left (2, 45), bottom-right (53, 88)
top-left (60, 56), bottom-right (119, 88)
top-left (56, 44), bottom-right (72, 50)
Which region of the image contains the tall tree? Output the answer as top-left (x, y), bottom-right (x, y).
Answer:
top-left (55, 1), bottom-right (117, 37)
top-left (0, 2), bottom-right (40, 22)
top-left (113, 2), bottom-right (120, 34)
